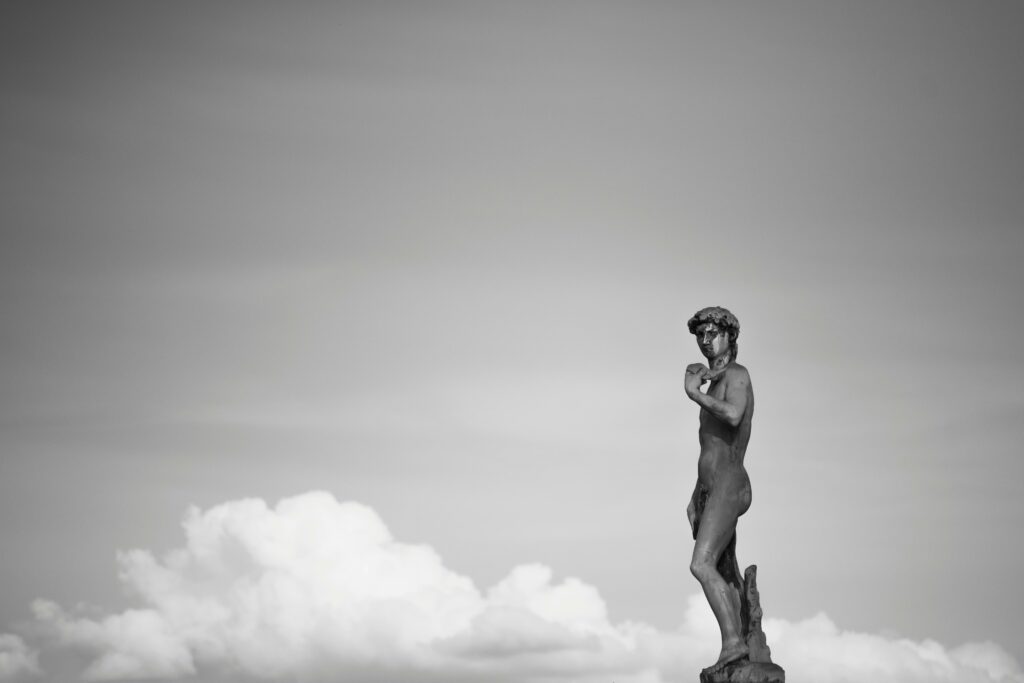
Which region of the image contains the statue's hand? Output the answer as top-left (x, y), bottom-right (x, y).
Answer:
top-left (704, 364), bottom-right (727, 382)
top-left (686, 363), bottom-right (709, 376)
top-left (684, 364), bottom-right (709, 394)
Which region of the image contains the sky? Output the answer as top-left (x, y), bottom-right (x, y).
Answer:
top-left (1, 2), bottom-right (1023, 682)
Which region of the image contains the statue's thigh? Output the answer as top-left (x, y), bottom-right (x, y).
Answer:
top-left (693, 485), bottom-right (742, 561)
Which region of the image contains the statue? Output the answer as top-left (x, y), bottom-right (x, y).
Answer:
top-left (684, 307), bottom-right (785, 683)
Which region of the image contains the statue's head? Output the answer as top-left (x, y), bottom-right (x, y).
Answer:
top-left (687, 306), bottom-right (740, 361)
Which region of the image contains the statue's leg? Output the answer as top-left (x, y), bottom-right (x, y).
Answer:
top-left (690, 482), bottom-right (747, 668)
top-left (718, 532), bottom-right (743, 594)
top-left (717, 531), bottom-right (746, 635)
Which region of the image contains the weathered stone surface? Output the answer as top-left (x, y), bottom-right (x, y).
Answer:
top-left (700, 660), bottom-right (786, 683)
top-left (698, 565), bottom-right (785, 683)
top-left (742, 566), bottom-right (773, 664)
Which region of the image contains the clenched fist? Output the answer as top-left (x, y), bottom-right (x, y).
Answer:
top-left (685, 363), bottom-right (710, 395)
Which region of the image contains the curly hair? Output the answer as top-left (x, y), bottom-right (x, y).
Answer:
top-left (687, 306), bottom-right (740, 360)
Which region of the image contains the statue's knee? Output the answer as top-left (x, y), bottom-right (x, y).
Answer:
top-left (690, 558), bottom-right (711, 581)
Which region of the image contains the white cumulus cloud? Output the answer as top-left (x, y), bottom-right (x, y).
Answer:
top-left (22, 491), bottom-right (1024, 683)
top-left (0, 634), bottom-right (40, 682)
top-left (767, 612), bottom-right (1024, 683)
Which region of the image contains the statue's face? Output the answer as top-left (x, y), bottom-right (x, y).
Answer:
top-left (695, 322), bottom-right (730, 359)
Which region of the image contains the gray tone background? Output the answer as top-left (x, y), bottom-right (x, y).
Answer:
top-left (2, 0), bottom-right (1023, 666)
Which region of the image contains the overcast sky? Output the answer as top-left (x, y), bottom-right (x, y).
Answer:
top-left (2, 2), bottom-right (1023, 682)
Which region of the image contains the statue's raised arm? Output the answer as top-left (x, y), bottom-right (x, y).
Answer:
top-left (686, 362), bottom-right (750, 428)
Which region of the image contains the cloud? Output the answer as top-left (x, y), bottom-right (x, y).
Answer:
top-left (0, 634), bottom-right (40, 682)
top-left (30, 493), bottom-right (662, 682)
top-left (766, 613), bottom-right (1024, 683)
top-left (20, 492), bottom-right (1024, 683)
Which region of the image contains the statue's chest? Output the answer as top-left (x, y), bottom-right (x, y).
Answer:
top-left (699, 379), bottom-right (730, 426)
top-left (707, 378), bottom-right (728, 400)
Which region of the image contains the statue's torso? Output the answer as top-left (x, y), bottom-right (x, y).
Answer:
top-left (697, 368), bottom-right (754, 490)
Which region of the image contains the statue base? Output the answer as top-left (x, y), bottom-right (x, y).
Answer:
top-left (700, 660), bottom-right (786, 683)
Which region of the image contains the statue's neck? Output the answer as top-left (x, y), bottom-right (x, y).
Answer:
top-left (709, 352), bottom-right (732, 373)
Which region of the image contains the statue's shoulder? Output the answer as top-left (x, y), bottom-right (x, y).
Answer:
top-left (726, 362), bottom-right (750, 380)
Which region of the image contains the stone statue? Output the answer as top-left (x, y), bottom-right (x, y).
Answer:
top-left (684, 307), bottom-right (784, 683)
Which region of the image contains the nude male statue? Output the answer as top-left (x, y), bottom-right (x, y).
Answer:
top-left (684, 306), bottom-right (754, 673)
